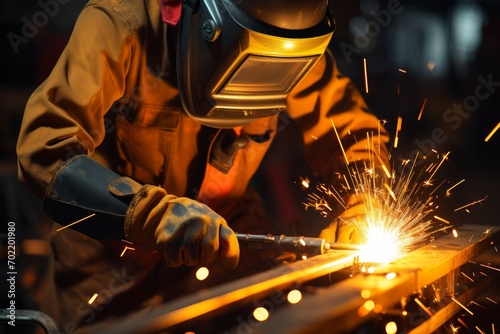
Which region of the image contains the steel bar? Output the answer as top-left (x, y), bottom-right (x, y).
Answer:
top-left (246, 224), bottom-right (500, 334)
top-left (408, 271), bottom-right (499, 334)
top-left (96, 249), bottom-right (359, 334)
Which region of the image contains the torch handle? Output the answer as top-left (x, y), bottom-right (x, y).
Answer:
top-left (235, 233), bottom-right (361, 255)
top-left (235, 233), bottom-right (327, 255)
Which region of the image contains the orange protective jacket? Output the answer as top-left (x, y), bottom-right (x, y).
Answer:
top-left (16, 0), bottom-right (389, 331)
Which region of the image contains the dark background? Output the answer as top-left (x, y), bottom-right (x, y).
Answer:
top-left (1, 0), bottom-right (499, 332)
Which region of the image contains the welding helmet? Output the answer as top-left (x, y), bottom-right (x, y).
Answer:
top-left (176, 0), bottom-right (335, 128)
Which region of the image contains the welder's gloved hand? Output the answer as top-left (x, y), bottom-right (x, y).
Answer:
top-left (319, 194), bottom-right (379, 244)
top-left (125, 185), bottom-right (239, 270)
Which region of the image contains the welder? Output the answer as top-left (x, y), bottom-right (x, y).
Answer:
top-left (16, 0), bottom-right (390, 331)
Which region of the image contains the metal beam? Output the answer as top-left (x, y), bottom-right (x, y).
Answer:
top-left (96, 250), bottom-right (359, 334)
top-left (247, 224), bottom-right (500, 334)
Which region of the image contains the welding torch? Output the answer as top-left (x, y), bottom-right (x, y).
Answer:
top-left (235, 233), bottom-right (361, 256)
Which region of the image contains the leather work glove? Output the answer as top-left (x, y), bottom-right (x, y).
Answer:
top-left (319, 193), bottom-right (380, 244)
top-left (124, 185), bottom-right (240, 270)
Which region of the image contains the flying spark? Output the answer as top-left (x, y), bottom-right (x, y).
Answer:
top-left (479, 263), bottom-right (500, 272)
top-left (485, 121), bottom-right (500, 142)
top-left (458, 318), bottom-right (472, 331)
top-left (446, 179), bottom-right (465, 196)
top-left (451, 297), bottom-right (474, 315)
top-left (56, 213), bottom-right (96, 232)
top-left (417, 98), bottom-right (427, 121)
top-left (469, 301), bottom-right (486, 310)
top-left (331, 119), bottom-right (349, 166)
top-left (364, 58), bottom-right (369, 93)
top-left (300, 176), bottom-right (310, 189)
top-left (120, 246), bottom-right (136, 257)
top-left (454, 195), bottom-right (488, 212)
top-left (434, 216), bottom-right (451, 225)
top-left (449, 323), bottom-right (460, 333)
top-left (394, 116), bottom-right (402, 148)
top-left (303, 132), bottom-right (452, 266)
top-left (460, 271), bottom-right (474, 282)
top-left (414, 298), bottom-right (433, 318)
top-left (88, 293), bottom-right (99, 305)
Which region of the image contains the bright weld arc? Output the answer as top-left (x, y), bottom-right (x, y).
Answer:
top-left (304, 131), bottom-right (444, 266)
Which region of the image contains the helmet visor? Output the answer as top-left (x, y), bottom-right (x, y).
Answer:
top-left (177, 0), bottom-right (335, 128)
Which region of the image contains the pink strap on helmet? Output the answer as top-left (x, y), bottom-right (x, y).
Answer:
top-left (159, 0), bottom-right (182, 26)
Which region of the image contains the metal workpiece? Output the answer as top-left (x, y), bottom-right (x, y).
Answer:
top-left (95, 225), bottom-right (500, 334)
top-left (95, 250), bottom-right (359, 334)
top-left (249, 224), bottom-right (500, 334)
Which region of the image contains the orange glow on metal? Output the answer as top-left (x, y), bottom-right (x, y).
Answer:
top-left (144, 253), bottom-right (357, 331)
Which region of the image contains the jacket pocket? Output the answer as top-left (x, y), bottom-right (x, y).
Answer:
top-left (116, 105), bottom-right (180, 186)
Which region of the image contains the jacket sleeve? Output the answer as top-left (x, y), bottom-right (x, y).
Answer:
top-left (16, 4), bottom-right (135, 197)
top-left (286, 49), bottom-right (390, 187)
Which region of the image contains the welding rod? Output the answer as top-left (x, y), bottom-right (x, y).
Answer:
top-left (235, 233), bottom-right (361, 256)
